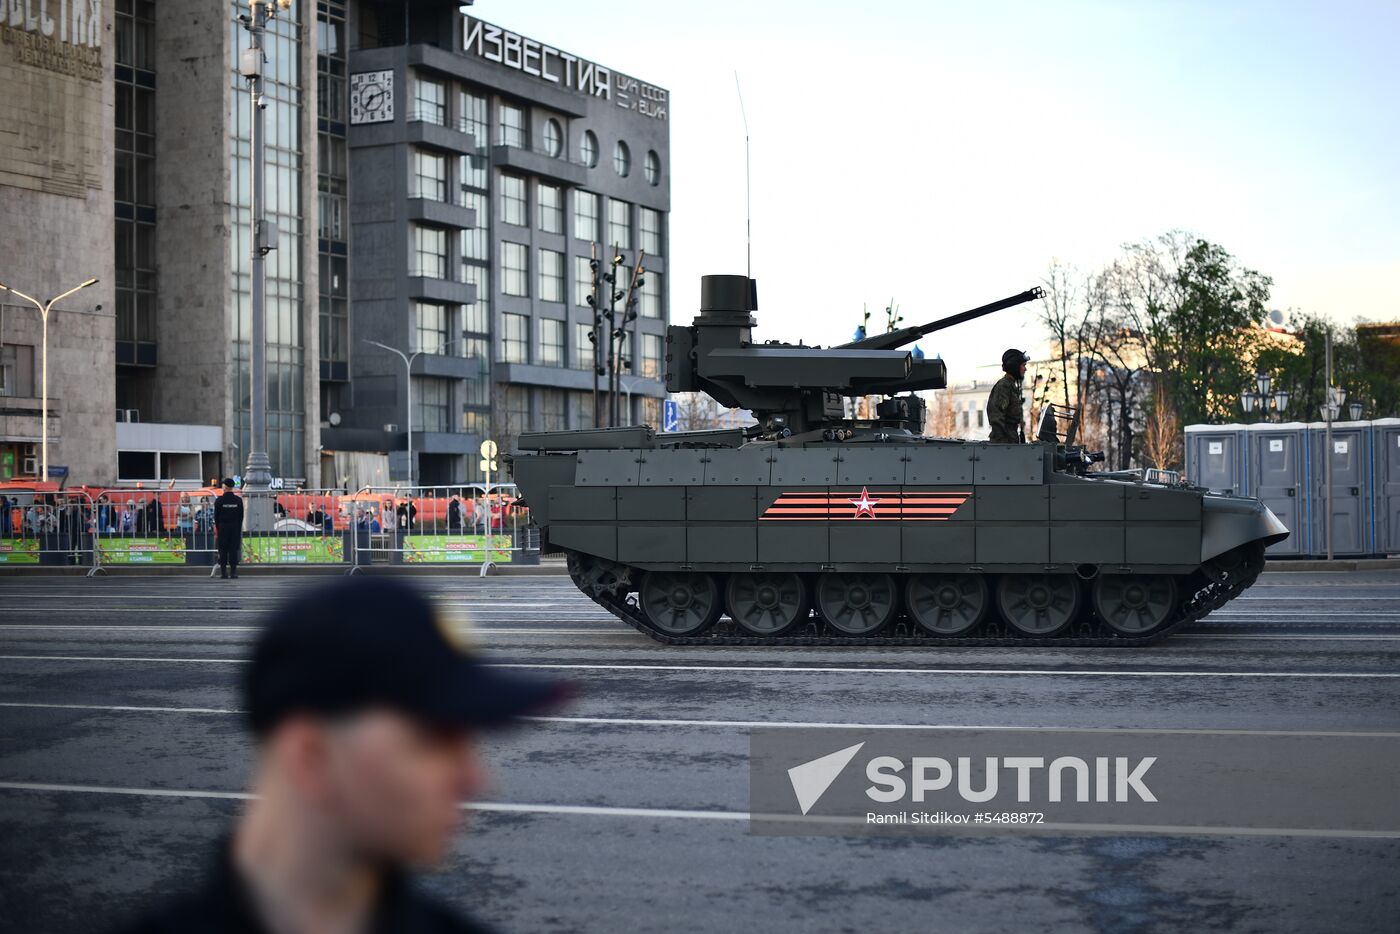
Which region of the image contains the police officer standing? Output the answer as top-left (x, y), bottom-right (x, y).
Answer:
top-left (987, 348), bottom-right (1030, 443)
top-left (214, 478), bottom-right (245, 580)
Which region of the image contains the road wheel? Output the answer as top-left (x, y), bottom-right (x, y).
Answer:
top-left (905, 574), bottom-right (989, 635)
top-left (996, 574), bottom-right (1081, 637)
top-left (1093, 575), bottom-right (1178, 636)
top-left (726, 572), bottom-right (809, 637)
top-left (816, 573), bottom-right (898, 635)
top-left (639, 572), bottom-right (722, 636)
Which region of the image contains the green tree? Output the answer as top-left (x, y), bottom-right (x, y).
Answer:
top-left (1113, 232), bottom-right (1272, 426)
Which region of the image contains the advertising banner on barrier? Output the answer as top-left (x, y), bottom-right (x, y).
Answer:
top-left (242, 536), bottom-right (345, 564)
top-left (402, 534), bottom-right (513, 563)
top-left (97, 537), bottom-right (187, 564)
top-left (0, 538), bottom-right (41, 564)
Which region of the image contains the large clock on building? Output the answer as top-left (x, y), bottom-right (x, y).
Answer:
top-left (349, 70), bottom-right (394, 125)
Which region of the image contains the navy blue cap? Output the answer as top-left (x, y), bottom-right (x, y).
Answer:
top-left (245, 577), bottom-right (567, 735)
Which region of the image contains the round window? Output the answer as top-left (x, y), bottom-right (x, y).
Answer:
top-left (644, 150), bottom-right (661, 186)
top-left (580, 130), bottom-right (599, 167)
top-left (543, 119), bottom-right (563, 158)
top-left (614, 140), bottom-right (631, 177)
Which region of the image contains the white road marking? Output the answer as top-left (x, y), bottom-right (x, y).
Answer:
top-left (4, 702), bottom-right (1395, 738)
top-left (0, 654), bottom-right (1397, 678)
top-left (0, 782), bottom-right (1393, 838)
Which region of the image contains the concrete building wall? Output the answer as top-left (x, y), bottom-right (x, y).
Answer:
top-left (0, 0), bottom-right (117, 484)
top-left (152, 0), bottom-right (230, 431)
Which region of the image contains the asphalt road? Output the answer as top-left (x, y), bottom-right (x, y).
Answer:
top-left (1, 570), bottom-right (1397, 933)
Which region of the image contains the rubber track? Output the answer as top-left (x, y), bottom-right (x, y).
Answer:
top-left (566, 553), bottom-right (1266, 649)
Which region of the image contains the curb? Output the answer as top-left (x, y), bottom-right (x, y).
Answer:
top-left (0, 563), bottom-right (569, 577)
top-left (1264, 558), bottom-right (1400, 572)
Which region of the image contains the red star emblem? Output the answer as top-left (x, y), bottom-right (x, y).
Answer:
top-left (849, 486), bottom-right (880, 518)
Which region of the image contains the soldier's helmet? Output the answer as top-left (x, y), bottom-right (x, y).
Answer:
top-left (1001, 348), bottom-right (1030, 372)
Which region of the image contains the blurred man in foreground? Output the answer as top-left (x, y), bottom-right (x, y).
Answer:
top-left (119, 577), bottom-right (566, 933)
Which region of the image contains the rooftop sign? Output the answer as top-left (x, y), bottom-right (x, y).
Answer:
top-left (461, 17), bottom-right (667, 122)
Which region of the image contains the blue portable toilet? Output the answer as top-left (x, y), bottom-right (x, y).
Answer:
top-left (1184, 424), bottom-right (1248, 495)
top-left (1307, 419), bottom-right (1372, 556)
top-left (1372, 418), bottom-right (1400, 556)
top-left (1244, 422), bottom-right (1308, 557)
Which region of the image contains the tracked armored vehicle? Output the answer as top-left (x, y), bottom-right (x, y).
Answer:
top-left (509, 275), bottom-right (1288, 646)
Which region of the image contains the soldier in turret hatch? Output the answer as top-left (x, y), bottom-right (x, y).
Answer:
top-left (987, 348), bottom-right (1030, 443)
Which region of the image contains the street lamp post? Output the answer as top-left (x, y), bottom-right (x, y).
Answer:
top-left (363, 337), bottom-right (463, 488)
top-left (238, 0), bottom-right (291, 528)
top-left (1240, 371), bottom-right (1289, 422)
top-left (0, 278), bottom-right (99, 479)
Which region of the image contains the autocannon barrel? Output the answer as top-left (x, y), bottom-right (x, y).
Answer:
top-left (838, 287), bottom-right (1045, 352)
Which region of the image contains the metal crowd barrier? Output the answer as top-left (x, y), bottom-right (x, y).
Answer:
top-left (346, 483), bottom-right (537, 576)
top-left (0, 484), bottom-right (542, 573)
top-left (0, 489), bottom-right (99, 572)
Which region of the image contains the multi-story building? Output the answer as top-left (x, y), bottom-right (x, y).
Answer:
top-left (0, 2), bottom-right (668, 489)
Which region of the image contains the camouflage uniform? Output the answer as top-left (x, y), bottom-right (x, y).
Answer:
top-left (986, 374), bottom-right (1025, 443)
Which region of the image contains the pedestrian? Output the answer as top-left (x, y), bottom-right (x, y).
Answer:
top-left (112, 577), bottom-right (567, 934)
top-left (177, 495), bottom-right (194, 535)
top-left (121, 500), bottom-right (138, 535)
top-left (214, 478), bottom-right (245, 580)
top-left (447, 496), bottom-right (464, 533)
top-left (145, 497), bottom-right (163, 537)
top-left (396, 498), bottom-right (417, 532)
top-left (987, 348), bottom-right (1030, 444)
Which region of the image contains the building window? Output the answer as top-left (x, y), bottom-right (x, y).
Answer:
top-left (500, 242), bottom-right (528, 297)
top-left (543, 118), bottom-right (563, 157)
top-left (0, 342), bottom-right (36, 398)
top-left (459, 190), bottom-right (488, 261)
top-left (537, 183), bottom-right (563, 234)
top-left (414, 302), bottom-right (452, 355)
top-left (607, 199), bottom-right (631, 250)
top-left (412, 74), bottom-right (446, 125)
top-left (977, 409), bottom-right (985, 428)
top-left (319, 254), bottom-right (348, 364)
top-left (640, 272), bottom-right (662, 319)
top-left (411, 149), bottom-right (447, 201)
top-left (458, 87), bottom-right (488, 141)
top-left (538, 318), bottom-right (565, 367)
top-left (541, 389), bottom-right (567, 430)
top-left (500, 174), bottom-right (527, 226)
top-left (639, 207), bottom-right (662, 257)
top-left (538, 249), bottom-right (564, 303)
top-left (575, 323), bottom-right (595, 369)
top-left (412, 226), bottom-right (448, 279)
top-left (414, 377), bottom-right (451, 433)
top-left (644, 150), bottom-right (661, 186)
top-left (574, 190), bottom-right (600, 242)
top-left (459, 151), bottom-right (487, 193)
top-left (502, 313), bottom-right (529, 363)
top-left (641, 333), bottom-right (663, 378)
top-left (574, 256), bottom-right (594, 307)
top-left (498, 102), bottom-right (526, 147)
top-left (573, 390), bottom-right (595, 429)
top-left (613, 140), bottom-right (630, 177)
top-left (580, 130), bottom-right (598, 167)
top-left (506, 385), bottom-right (531, 433)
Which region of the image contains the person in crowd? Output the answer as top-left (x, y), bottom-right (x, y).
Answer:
top-left (0, 495), bottom-right (11, 537)
top-left (447, 497), bottom-right (464, 533)
top-left (177, 495), bottom-right (194, 535)
top-left (120, 501), bottom-right (138, 535)
top-left (113, 577), bottom-right (567, 934)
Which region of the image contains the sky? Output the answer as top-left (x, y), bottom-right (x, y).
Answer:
top-left (491, 0), bottom-right (1399, 382)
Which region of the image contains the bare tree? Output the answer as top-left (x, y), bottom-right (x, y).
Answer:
top-left (1140, 382), bottom-right (1182, 470)
top-left (923, 391), bottom-right (959, 438)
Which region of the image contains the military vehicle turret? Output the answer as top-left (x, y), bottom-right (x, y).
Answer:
top-left (508, 275), bottom-right (1288, 645)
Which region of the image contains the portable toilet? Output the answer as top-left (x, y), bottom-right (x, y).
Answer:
top-left (1307, 420), bottom-right (1371, 556)
top-left (1184, 424), bottom-right (1248, 495)
top-left (1244, 422), bottom-right (1308, 557)
top-left (1372, 418), bottom-right (1400, 556)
